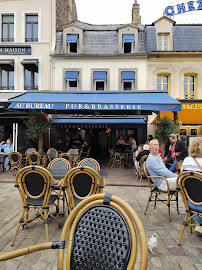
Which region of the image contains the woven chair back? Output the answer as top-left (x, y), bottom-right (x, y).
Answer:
top-left (8, 152), bottom-right (22, 167)
top-left (15, 166), bottom-right (54, 205)
top-left (25, 148), bottom-right (36, 155)
top-left (48, 158), bottom-right (71, 170)
top-left (78, 158), bottom-right (100, 171)
top-left (47, 148), bottom-right (58, 160)
top-left (62, 166), bottom-right (102, 209)
top-left (178, 171), bottom-right (202, 204)
top-left (26, 152), bottom-right (41, 166)
top-left (68, 149), bottom-right (79, 158)
top-left (58, 153), bottom-right (73, 164)
top-left (140, 155), bottom-right (148, 169)
top-left (70, 204), bottom-right (131, 270)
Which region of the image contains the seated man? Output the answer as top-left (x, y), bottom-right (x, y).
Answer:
top-left (146, 139), bottom-right (178, 191)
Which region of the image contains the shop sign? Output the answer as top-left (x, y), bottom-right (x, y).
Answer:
top-left (68, 124), bottom-right (107, 128)
top-left (0, 46), bottom-right (31, 55)
top-left (165, 1), bottom-right (202, 16)
top-left (10, 102), bottom-right (180, 111)
top-left (182, 103), bottom-right (202, 109)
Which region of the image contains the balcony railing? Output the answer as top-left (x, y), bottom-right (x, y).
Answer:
top-left (25, 38), bottom-right (38, 42)
top-left (0, 86), bottom-right (14, 90)
top-left (24, 85), bottom-right (38, 90)
top-left (1, 38), bottom-right (14, 42)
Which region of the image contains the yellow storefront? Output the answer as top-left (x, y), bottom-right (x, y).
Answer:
top-left (160, 101), bottom-right (202, 143)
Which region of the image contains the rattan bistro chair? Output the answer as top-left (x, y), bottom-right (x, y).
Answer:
top-left (11, 166), bottom-right (59, 246)
top-left (26, 151), bottom-right (41, 166)
top-left (177, 171), bottom-right (202, 245)
top-left (60, 166), bottom-right (103, 212)
top-left (78, 158), bottom-right (101, 171)
top-left (8, 151), bottom-right (22, 177)
top-left (137, 155), bottom-right (148, 184)
top-left (59, 153), bottom-right (73, 166)
top-left (47, 148), bottom-right (58, 162)
top-left (0, 193), bottom-right (148, 270)
top-left (143, 162), bottom-right (179, 222)
top-left (48, 158), bottom-right (71, 215)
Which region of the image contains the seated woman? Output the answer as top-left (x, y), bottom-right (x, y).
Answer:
top-left (134, 145), bottom-right (143, 172)
top-left (0, 138), bottom-right (13, 170)
top-left (181, 137), bottom-right (202, 236)
top-left (116, 135), bottom-right (126, 152)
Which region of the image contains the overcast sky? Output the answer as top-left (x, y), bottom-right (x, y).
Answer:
top-left (75, 0), bottom-right (202, 25)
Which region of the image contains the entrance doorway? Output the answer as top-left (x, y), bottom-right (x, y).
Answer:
top-left (180, 125), bottom-right (200, 145)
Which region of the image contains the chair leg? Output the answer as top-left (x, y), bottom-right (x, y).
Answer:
top-left (11, 209), bottom-right (26, 246)
top-left (167, 195), bottom-right (171, 222)
top-left (44, 209), bottom-right (49, 242)
top-left (154, 193), bottom-right (158, 209)
top-left (144, 193), bottom-right (152, 215)
top-left (176, 192), bottom-right (179, 214)
top-left (177, 213), bottom-right (189, 246)
top-left (25, 211), bottom-right (28, 229)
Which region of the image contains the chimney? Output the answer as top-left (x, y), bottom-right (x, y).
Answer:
top-left (132, 0), bottom-right (141, 25)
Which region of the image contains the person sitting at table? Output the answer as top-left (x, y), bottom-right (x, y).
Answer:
top-left (129, 135), bottom-right (137, 153)
top-left (0, 138), bottom-right (13, 170)
top-left (81, 141), bottom-right (90, 153)
top-left (116, 135), bottom-right (126, 152)
top-left (181, 137), bottom-right (202, 236)
top-left (136, 144), bottom-right (150, 162)
top-left (134, 145), bottom-right (143, 172)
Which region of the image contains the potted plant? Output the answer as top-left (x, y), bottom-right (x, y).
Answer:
top-left (25, 110), bottom-right (52, 154)
top-left (155, 116), bottom-right (178, 155)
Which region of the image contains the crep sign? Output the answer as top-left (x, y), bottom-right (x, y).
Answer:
top-left (165, 1), bottom-right (202, 16)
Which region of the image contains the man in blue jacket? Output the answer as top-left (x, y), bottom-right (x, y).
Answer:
top-left (146, 139), bottom-right (178, 192)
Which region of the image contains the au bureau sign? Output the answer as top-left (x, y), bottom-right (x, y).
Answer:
top-left (9, 102), bottom-right (180, 111)
top-left (0, 46), bottom-right (31, 55)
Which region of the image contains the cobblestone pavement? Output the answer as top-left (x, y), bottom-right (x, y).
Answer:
top-left (0, 183), bottom-right (201, 270)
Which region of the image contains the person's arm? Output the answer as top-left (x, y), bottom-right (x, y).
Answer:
top-left (0, 142), bottom-right (6, 150)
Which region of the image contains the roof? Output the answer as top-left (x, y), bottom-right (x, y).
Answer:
top-left (54, 20), bottom-right (147, 55)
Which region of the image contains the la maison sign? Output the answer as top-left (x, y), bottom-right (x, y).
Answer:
top-left (165, 1), bottom-right (202, 16)
top-left (0, 46), bottom-right (31, 55)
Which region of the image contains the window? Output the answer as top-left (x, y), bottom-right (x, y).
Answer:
top-left (184, 74), bottom-right (196, 99)
top-left (123, 35), bottom-right (134, 53)
top-left (21, 60), bottom-right (38, 90)
top-left (25, 15), bottom-right (38, 42)
top-left (65, 71), bottom-right (78, 91)
top-left (2, 15), bottom-right (14, 42)
top-left (0, 64), bottom-right (14, 90)
top-left (122, 71), bottom-right (135, 90)
top-left (94, 72), bottom-right (107, 91)
top-left (157, 34), bottom-right (169, 51)
top-left (157, 74), bottom-right (169, 93)
top-left (66, 35), bottom-right (78, 53)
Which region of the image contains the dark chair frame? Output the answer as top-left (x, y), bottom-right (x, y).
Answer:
top-left (143, 162), bottom-right (179, 222)
top-left (0, 193), bottom-right (148, 270)
top-left (177, 171), bottom-right (202, 245)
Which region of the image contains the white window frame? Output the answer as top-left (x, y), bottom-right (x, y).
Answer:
top-left (122, 81), bottom-right (135, 91)
top-left (94, 80), bottom-right (106, 91)
top-left (0, 12), bottom-right (17, 42)
top-left (66, 80), bottom-right (79, 91)
top-left (22, 11), bottom-right (41, 42)
top-left (20, 56), bottom-right (41, 90)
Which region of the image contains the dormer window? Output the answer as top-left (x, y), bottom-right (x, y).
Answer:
top-left (122, 71), bottom-right (135, 90)
top-left (94, 71), bottom-right (107, 91)
top-left (66, 34), bottom-right (78, 53)
top-left (123, 34), bottom-right (134, 53)
top-left (65, 71), bottom-right (79, 91)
